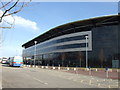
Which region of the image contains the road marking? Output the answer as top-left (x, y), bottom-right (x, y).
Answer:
top-left (73, 79), bottom-right (77, 81)
top-left (89, 80), bottom-right (91, 85)
top-left (98, 83), bottom-right (100, 87)
top-left (10, 68), bottom-right (21, 70)
top-left (24, 74), bottom-right (48, 85)
top-left (108, 85), bottom-right (111, 88)
top-left (44, 83), bottom-right (48, 85)
top-left (81, 80), bottom-right (83, 83)
top-left (33, 77), bottom-right (48, 85)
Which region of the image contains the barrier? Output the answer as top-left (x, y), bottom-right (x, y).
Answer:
top-left (45, 66), bottom-right (48, 69)
top-left (24, 65), bottom-right (26, 67)
top-left (95, 68), bottom-right (98, 71)
top-left (117, 69), bottom-right (119, 72)
top-left (108, 69), bottom-right (112, 72)
top-left (58, 67), bottom-right (60, 70)
top-left (67, 68), bottom-right (69, 70)
top-left (41, 66), bottom-right (44, 69)
top-left (106, 67), bottom-right (108, 78)
top-left (74, 68), bottom-right (76, 71)
top-left (36, 66), bottom-right (38, 68)
top-left (53, 67), bottom-right (55, 70)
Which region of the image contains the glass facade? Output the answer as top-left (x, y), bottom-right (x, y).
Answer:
top-left (22, 15), bottom-right (119, 68)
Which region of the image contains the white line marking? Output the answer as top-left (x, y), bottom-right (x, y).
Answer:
top-left (81, 80), bottom-right (83, 83)
top-left (33, 77), bottom-right (48, 85)
top-left (11, 68), bottom-right (21, 70)
top-left (98, 83), bottom-right (100, 87)
top-left (44, 82), bottom-right (48, 85)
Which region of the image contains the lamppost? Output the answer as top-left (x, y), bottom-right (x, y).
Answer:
top-left (22, 46), bottom-right (25, 65)
top-left (85, 36), bottom-right (88, 69)
top-left (34, 41), bottom-right (37, 66)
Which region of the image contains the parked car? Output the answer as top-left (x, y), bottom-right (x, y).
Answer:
top-left (0, 58), bottom-right (2, 63)
top-left (1, 57), bottom-right (8, 64)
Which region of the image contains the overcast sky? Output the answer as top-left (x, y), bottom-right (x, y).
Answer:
top-left (0, 1), bottom-right (118, 58)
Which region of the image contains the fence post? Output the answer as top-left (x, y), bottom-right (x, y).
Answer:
top-left (106, 67), bottom-right (108, 78)
top-left (89, 67), bottom-right (91, 75)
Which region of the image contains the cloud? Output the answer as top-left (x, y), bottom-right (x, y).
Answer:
top-left (0, 10), bottom-right (39, 30)
top-left (14, 16), bottom-right (39, 30)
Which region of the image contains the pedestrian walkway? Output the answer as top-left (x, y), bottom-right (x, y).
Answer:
top-left (46, 69), bottom-right (119, 88)
top-left (24, 65), bottom-right (119, 80)
top-left (64, 68), bottom-right (119, 80)
top-left (23, 65), bottom-right (119, 88)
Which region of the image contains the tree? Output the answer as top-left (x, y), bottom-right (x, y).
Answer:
top-left (0, 0), bottom-right (32, 29)
top-left (0, 0), bottom-right (32, 48)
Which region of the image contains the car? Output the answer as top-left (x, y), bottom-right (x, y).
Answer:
top-left (1, 57), bottom-right (8, 64)
top-left (0, 58), bottom-right (2, 63)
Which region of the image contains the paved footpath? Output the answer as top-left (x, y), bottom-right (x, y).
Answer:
top-left (2, 65), bottom-right (99, 88)
top-left (1, 64), bottom-right (119, 89)
top-left (63, 68), bottom-right (119, 80)
top-left (44, 66), bottom-right (119, 80)
top-left (23, 65), bottom-right (119, 88)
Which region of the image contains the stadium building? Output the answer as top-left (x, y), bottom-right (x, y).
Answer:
top-left (22, 15), bottom-right (119, 68)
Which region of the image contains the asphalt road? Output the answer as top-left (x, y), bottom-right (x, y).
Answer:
top-left (1, 64), bottom-right (119, 89)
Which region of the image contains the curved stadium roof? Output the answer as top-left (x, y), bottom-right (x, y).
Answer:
top-left (22, 14), bottom-right (119, 48)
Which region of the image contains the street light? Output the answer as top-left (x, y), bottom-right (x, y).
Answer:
top-left (85, 36), bottom-right (88, 69)
top-left (34, 41), bottom-right (37, 66)
top-left (22, 46), bottom-right (25, 65)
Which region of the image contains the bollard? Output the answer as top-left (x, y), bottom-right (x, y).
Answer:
top-left (89, 68), bottom-right (91, 75)
top-left (58, 67), bottom-right (60, 70)
top-left (36, 66), bottom-right (38, 68)
top-left (67, 67), bottom-right (69, 71)
top-left (95, 68), bottom-right (98, 71)
top-left (117, 69), bottom-right (119, 72)
top-left (76, 66), bottom-right (78, 74)
top-left (58, 64), bottom-right (60, 70)
top-left (86, 68), bottom-right (89, 71)
top-left (108, 69), bottom-right (112, 72)
top-left (45, 66), bottom-right (48, 69)
top-left (53, 67), bottom-right (55, 70)
top-left (106, 67), bottom-right (109, 78)
top-left (41, 66), bottom-right (44, 69)
top-left (74, 68), bottom-right (76, 71)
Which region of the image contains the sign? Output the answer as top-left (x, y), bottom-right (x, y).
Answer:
top-left (112, 60), bottom-right (119, 68)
